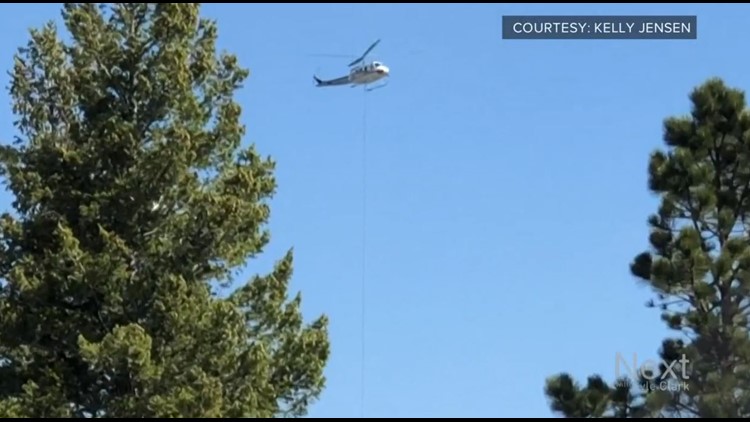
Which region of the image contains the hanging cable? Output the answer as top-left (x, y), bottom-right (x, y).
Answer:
top-left (360, 86), bottom-right (368, 419)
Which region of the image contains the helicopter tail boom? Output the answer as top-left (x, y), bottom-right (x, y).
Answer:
top-left (314, 74), bottom-right (350, 87)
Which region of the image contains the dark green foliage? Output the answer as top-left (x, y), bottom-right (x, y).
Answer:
top-left (545, 78), bottom-right (750, 417)
top-left (0, 3), bottom-right (329, 417)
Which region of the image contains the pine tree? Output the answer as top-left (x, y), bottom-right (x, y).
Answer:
top-left (0, 3), bottom-right (329, 417)
top-left (544, 78), bottom-right (750, 417)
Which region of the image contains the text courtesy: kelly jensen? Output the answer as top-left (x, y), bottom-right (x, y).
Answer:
top-left (502, 16), bottom-right (697, 40)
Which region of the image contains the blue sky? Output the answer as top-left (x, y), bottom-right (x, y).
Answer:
top-left (1, 2), bottom-right (750, 418)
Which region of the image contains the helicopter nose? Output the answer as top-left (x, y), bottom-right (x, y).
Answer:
top-left (378, 65), bottom-right (390, 74)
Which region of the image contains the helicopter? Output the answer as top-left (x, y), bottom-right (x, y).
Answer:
top-left (313, 39), bottom-right (390, 92)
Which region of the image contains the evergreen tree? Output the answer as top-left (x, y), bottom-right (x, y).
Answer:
top-left (0, 3), bottom-right (329, 417)
top-left (545, 78), bottom-right (750, 417)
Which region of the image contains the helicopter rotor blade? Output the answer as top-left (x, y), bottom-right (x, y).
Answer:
top-left (361, 39), bottom-right (381, 59)
top-left (348, 39), bottom-right (380, 67)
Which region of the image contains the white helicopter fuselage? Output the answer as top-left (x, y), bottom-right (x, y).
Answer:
top-left (349, 61), bottom-right (390, 85)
